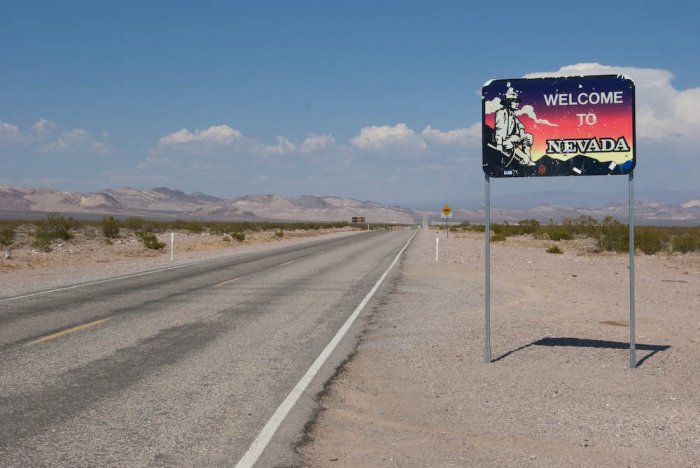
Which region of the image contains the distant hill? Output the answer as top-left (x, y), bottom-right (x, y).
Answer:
top-left (407, 189), bottom-right (700, 226)
top-left (0, 186), bottom-right (418, 224)
top-left (442, 198), bottom-right (700, 226)
top-left (1, 186), bottom-right (698, 225)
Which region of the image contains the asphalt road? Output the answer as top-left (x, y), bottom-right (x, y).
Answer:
top-left (0, 229), bottom-right (415, 466)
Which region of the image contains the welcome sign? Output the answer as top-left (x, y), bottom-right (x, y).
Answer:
top-left (482, 75), bottom-right (635, 178)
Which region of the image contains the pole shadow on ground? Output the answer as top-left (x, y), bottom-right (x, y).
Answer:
top-left (492, 337), bottom-right (670, 367)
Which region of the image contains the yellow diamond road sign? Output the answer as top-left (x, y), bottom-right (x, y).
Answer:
top-left (441, 205), bottom-right (452, 217)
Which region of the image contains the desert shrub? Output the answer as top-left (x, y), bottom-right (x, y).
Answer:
top-left (410, 218), bottom-right (698, 255)
top-left (208, 223), bottom-right (227, 235)
top-left (490, 223), bottom-right (507, 235)
top-left (137, 232), bottom-right (165, 250)
top-left (45, 213), bottom-right (74, 241)
top-left (31, 227), bottom-right (53, 251)
top-left (671, 232), bottom-right (699, 253)
top-left (518, 219), bottom-right (541, 234)
top-left (222, 235), bottom-right (231, 242)
top-left (593, 217), bottom-right (628, 252)
top-left (124, 217), bottom-right (146, 232)
top-left (146, 222), bottom-right (164, 233)
top-left (636, 228), bottom-right (669, 255)
top-left (274, 228), bottom-right (284, 239)
top-left (0, 227), bottom-right (15, 247)
top-left (546, 245), bottom-right (563, 254)
top-left (171, 220), bottom-right (205, 233)
top-left (232, 231), bottom-right (245, 242)
top-left (545, 225), bottom-right (574, 241)
top-left (101, 216), bottom-right (120, 239)
top-left (596, 232), bottom-right (628, 253)
top-left (572, 215), bottom-right (598, 227)
top-left (488, 220), bottom-right (543, 238)
top-left (30, 214), bottom-right (74, 251)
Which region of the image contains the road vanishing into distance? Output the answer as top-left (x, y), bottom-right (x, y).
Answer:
top-left (0, 229), bottom-right (415, 466)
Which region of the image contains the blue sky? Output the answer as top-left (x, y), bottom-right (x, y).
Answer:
top-left (1, 0), bottom-right (699, 205)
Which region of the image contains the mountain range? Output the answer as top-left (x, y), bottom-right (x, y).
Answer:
top-left (0, 186), bottom-right (698, 226)
top-left (0, 186), bottom-right (417, 224)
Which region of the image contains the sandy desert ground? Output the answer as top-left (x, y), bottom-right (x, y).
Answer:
top-left (2, 227), bottom-right (698, 466)
top-left (298, 229), bottom-right (700, 467)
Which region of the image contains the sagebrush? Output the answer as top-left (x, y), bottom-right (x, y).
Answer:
top-left (454, 216), bottom-right (700, 255)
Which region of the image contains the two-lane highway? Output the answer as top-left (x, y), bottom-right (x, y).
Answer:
top-left (0, 229), bottom-right (415, 466)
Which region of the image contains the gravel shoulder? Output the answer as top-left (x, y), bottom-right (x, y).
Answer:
top-left (299, 229), bottom-right (700, 467)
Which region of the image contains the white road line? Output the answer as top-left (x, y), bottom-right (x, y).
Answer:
top-left (235, 231), bottom-right (417, 468)
top-left (213, 277), bottom-right (239, 288)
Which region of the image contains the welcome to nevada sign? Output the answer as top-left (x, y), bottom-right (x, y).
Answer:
top-left (482, 75), bottom-right (635, 178)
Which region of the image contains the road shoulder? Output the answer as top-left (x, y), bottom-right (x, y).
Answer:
top-left (299, 229), bottom-right (700, 466)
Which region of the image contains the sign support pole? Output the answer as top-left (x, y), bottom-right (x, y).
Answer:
top-left (629, 172), bottom-right (636, 368)
top-left (484, 174), bottom-right (492, 363)
top-left (482, 75), bottom-right (636, 369)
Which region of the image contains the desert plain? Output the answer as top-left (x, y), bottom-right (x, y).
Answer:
top-left (299, 229), bottom-right (700, 467)
top-left (1, 226), bottom-right (698, 467)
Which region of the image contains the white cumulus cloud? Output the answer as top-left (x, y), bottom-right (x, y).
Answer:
top-left (421, 124), bottom-right (481, 147)
top-left (349, 122), bottom-right (482, 156)
top-left (258, 136), bottom-right (296, 156)
top-left (40, 128), bottom-right (111, 154)
top-left (157, 124), bottom-right (297, 156)
top-left (524, 63), bottom-right (700, 141)
top-left (0, 118), bottom-right (111, 154)
top-left (32, 118), bottom-right (57, 135)
top-left (151, 125), bottom-right (298, 168)
top-left (159, 125), bottom-right (243, 146)
top-left (351, 123), bottom-right (428, 152)
top-left (300, 133), bottom-right (336, 153)
top-left (0, 121), bottom-right (25, 144)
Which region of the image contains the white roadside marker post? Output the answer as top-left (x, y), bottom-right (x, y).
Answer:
top-left (170, 232), bottom-right (174, 262)
top-left (435, 232), bottom-right (439, 262)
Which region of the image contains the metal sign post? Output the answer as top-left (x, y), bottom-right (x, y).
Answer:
top-left (629, 172), bottom-right (636, 368)
top-left (484, 174), bottom-right (491, 363)
top-left (481, 74), bottom-right (636, 368)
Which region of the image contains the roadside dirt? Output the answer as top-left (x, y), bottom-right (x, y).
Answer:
top-left (299, 229), bottom-right (700, 467)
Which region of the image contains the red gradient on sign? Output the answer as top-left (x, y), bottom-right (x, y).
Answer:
top-left (485, 102), bottom-right (634, 158)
